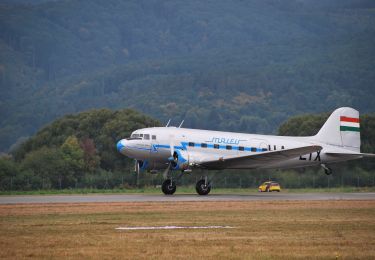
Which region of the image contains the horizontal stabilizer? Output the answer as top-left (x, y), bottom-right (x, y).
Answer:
top-left (326, 152), bottom-right (375, 158)
top-left (199, 145), bottom-right (322, 169)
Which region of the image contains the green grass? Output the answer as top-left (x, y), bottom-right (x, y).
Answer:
top-left (0, 187), bottom-right (162, 196)
top-left (0, 186), bottom-right (374, 195)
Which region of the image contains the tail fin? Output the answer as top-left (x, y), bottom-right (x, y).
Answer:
top-left (314, 107), bottom-right (360, 152)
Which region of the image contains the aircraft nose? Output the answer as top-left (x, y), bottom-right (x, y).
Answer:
top-left (116, 139), bottom-right (126, 153)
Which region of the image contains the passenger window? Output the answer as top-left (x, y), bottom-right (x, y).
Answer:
top-left (268, 145), bottom-right (271, 151)
top-left (281, 145), bottom-right (285, 149)
top-left (214, 144), bottom-right (219, 149)
top-left (152, 135), bottom-right (156, 140)
top-left (188, 142), bottom-right (195, 147)
top-left (201, 143), bottom-right (207, 148)
top-left (226, 145), bottom-right (232, 150)
top-left (144, 134), bottom-right (150, 140)
top-left (251, 147), bottom-right (257, 152)
top-left (274, 145), bottom-right (276, 150)
top-left (239, 146), bottom-right (244, 151)
top-left (262, 148), bottom-right (268, 152)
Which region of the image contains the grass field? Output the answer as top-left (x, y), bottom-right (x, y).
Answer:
top-left (1, 186), bottom-right (374, 195)
top-left (0, 200), bottom-right (374, 259)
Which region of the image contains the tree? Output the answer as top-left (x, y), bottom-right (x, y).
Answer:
top-left (60, 136), bottom-right (85, 185)
top-left (0, 156), bottom-right (19, 190)
top-left (80, 137), bottom-right (100, 173)
top-left (21, 147), bottom-right (64, 189)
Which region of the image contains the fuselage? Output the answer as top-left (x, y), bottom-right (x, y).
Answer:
top-left (117, 127), bottom-right (356, 172)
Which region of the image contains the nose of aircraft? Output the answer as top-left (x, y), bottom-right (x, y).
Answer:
top-left (116, 139), bottom-right (126, 153)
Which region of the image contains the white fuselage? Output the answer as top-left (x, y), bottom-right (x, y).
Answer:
top-left (117, 127), bottom-right (356, 172)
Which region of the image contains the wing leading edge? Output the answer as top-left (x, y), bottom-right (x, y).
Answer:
top-left (198, 145), bottom-right (322, 170)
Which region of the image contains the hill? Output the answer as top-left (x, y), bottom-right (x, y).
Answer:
top-left (1, 0), bottom-right (375, 151)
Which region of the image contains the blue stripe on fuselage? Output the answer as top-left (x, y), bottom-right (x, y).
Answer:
top-left (151, 142), bottom-right (266, 152)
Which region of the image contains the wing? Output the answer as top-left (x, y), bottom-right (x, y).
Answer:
top-left (198, 145), bottom-right (322, 170)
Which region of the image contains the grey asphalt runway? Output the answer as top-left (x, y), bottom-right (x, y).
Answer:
top-left (0, 192), bottom-right (374, 204)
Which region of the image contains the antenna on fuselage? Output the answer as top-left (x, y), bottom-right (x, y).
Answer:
top-left (165, 119), bottom-right (171, 127)
top-left (178, 120), bottom-right (184, 128)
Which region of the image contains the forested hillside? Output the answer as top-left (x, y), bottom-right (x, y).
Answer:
top-left (0, 109), bottom-right (159, 190)
top-left (1, 0), bottom-right (375, 151)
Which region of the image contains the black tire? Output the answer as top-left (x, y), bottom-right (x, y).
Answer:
top-left (195, 179), bottom-right (211, 195)
top-left (324, 168), bottom-right (333, 175)
top-left (162, 179), bottom-right (176, 195)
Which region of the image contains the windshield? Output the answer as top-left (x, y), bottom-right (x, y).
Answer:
top-left (127, 133), bottom-right (142, 140)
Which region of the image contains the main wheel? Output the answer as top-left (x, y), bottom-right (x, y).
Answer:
top-left (162, 179), bottom-right (176, 195)
top-left (195, 179), bottom-right (211, 195)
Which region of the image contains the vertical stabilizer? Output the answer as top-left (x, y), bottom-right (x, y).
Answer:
top-left (314, 107), bottom-right (360, 152)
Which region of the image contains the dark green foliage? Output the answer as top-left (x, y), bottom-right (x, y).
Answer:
top-left (14, 108), bottom-right (160, 168)
top-left (0, 156), bottom-right (19, 190)
top-left (1, 0), bottom-right (375, 151)
top-left (278, 113), bottom-right (329, 136)
top-left (277, 112), bottom-right (375, 187)
top-left (278, 112), bottom-right (375, 153)
top-left (361, 114), bottom-right (375, 154)
top-left (3, 108), bottom-right (160, 190)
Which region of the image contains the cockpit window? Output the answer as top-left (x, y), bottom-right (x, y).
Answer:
top-left (144, 134), bottom-right (150, 140)
top-left (128, 133), bottom-right (142, 140)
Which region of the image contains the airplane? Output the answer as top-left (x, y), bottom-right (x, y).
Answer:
top-left (116, 107), bottom-right (374, 195)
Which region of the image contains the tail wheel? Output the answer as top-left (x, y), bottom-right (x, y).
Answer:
top-left (324, 167), bottom-right (333, 175)
top-left (162, 179), bottom-right (176, 195)
top-left (195, 179), bottom-right (211, 195)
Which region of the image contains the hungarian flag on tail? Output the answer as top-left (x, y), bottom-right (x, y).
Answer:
top-left (340, 116), bottom-right (360, 132)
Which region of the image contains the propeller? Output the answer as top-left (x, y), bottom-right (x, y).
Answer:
top-left (170, 140), bottom-right (174, 158)
top-left (134, 159), bottom-right (140, 187)
top-left (168, 135), bottom-right (176, 161)
top-left (164, 135), bottom-right (176, 178)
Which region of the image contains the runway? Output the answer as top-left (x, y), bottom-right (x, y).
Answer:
top-left (1, 192), bottom-right (374, 204)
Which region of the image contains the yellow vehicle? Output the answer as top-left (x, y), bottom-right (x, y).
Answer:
top-left (258, 181), bottom-right (281, 192)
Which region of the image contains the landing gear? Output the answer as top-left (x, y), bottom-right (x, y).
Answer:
top-left (162, 179), bottom-right (176, 195)
top-left (195, 178), bottom-right (211, 195)
top-left (161, 164), bottom-right (211, 195)
top-left (321, 164), bottom-right (332, 175)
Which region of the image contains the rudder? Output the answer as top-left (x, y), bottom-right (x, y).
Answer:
top-left (314, 107), bottom-right (360, 152)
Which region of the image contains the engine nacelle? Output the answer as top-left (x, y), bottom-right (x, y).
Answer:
top-left (170, 150), bottom-right (189, 170)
